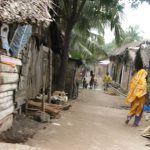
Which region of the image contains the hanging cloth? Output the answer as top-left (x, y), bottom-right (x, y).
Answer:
top-left (0, 23), bottom-right (10, 52)
top-left (10, 25), bottom-right (32, 56)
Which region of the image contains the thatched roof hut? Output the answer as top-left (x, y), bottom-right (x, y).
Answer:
top-left (110, 41), bottom-right (142, 57)
top-left (110, 41), bottom-right (150, 63)
top-left (0, 0), bottom-right (53, 27)
top-left (108, 40), bottom-right (150, 91)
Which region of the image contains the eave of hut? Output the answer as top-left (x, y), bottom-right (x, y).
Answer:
top-left (0, 0), bottom-right (53, 27)
top-left (110, 41), bottom-right (142, 57)
top-left (140, 45), bottom-right (150, 67)
top-left (109, 41), bottom-right (150, 63)
top-left (68, 58), bottom-right (83, 67)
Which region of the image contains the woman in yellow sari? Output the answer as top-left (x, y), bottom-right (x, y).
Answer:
top-left (125, 69), bottom-right (148, 126)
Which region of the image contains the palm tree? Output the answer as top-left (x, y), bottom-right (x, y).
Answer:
top-left (131, 0), bottom-right (150, 7)
top-left (70, 28), bottom-right (107, 63)
top-left (54, 0), bottom-right (125, 90)
top-left (103, 25), bottom-right (143, 54)
top-left (69, 0), bottom-right (124, 63)
top-left (122, 25), bottom-right (143, 44)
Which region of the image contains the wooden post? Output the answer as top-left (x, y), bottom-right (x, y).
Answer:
top-left (127, 64), bottom-right (131, 90)
top-left (47, 30), bottom-right (52, 103)
top-left (148, 59), bottom-right (150, 71)
top-left (42, 59), bottom-right (47, 112)
top-left (48, 48), bottom-right (52, 103)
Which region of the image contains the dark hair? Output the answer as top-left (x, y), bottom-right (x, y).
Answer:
top-left (134, 49), bottom-right (143, 71)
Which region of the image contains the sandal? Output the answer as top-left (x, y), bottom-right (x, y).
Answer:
top-left (125, 119), bottom-right (130, 124)
top-left (132, 124), bottom-right (139, 127)
top-left (125, 116), bottom-right (131, 124)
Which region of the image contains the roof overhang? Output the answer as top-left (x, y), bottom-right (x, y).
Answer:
top-left (0, 0), bottom-right (54, 27)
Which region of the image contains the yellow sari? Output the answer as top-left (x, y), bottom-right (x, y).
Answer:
top-left (126, 69), bottom-right (147, 117)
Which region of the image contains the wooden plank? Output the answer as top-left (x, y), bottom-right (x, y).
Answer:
top-left (0, 100), bottom-right (13, 111)
top-left (0, 95), bottom-right (13, 104)
top-left (32, 99), bottom-right (71, 110)
top-left (48, 103), bottom-right (72, 111)
top-left (0, 55), bottom-right (22, 66)
top-left (0, 63), bottom-right (18, 73)
top-left (0, 105), bottom-right (14, 120)
top-left (48, 103), bottom-right (63, 109)
top-left (30, 99), bottom-right (63, 110)
top-left (0, 91), bottom-right (13, 98)
top-left (0, 73), bottom-right (19, 84)
top-left (0, 84), bottom-right (17, 93)
top-left (28, 101), bottom-right (60, 115)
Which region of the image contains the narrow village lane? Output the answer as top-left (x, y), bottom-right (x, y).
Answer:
top-left (26, 89), bottom-right (150, 150)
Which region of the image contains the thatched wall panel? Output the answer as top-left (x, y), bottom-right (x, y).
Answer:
top-left (26, 40), bottom-right (44, 98)
top-left (15, 37), bottom-right (50, 102)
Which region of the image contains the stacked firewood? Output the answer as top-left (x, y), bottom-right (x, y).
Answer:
top-left (28, 100), bottom-right (72, 118)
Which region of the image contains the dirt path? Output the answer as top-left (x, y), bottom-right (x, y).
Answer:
top-left (26, 89), bottom-right (150, 150)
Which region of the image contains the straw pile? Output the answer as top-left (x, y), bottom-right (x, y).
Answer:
top-left (0, 0), bottom-right (53, 27)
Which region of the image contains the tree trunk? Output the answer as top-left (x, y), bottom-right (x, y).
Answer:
top-left (57, 23), bottom-right (74, 90)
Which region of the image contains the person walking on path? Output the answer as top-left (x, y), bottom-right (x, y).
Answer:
top-left (89, 75), bottom-right (95, 89)
top-left (82, 78), bottom-right (88, 89)
top-left (89, 71), bottom-right (95, 89)
top-left (103, 72), bottom-right (112, 91)
top-left (125, 69), bottom-right (148, 127)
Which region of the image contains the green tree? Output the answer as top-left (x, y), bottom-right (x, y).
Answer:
top-left (53, 0), bottom-right (150, 90)
top-left (54, 0), bottom-right (87, 90)
top-left (130, 0), bottom-right (150, 7)
top-left (122, 25), bottom-right (143, 44)
top-left (54, 0), bottom-right (124, 90)
top-left (104, 25), bottom-right (143, 54)
top-left (70, 28), bottom-right (107, 63)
